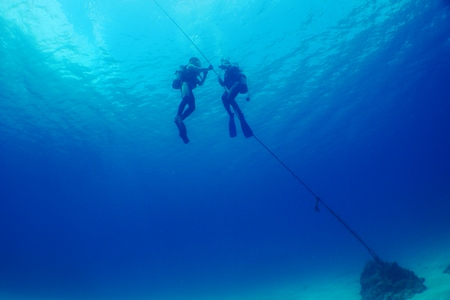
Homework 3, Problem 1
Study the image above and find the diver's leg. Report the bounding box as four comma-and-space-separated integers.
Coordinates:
175, 106, 190, 144
174, 119, 189, 144
228, 82, 240, 102
229, 100, 242, 116
181, 81, 191, 99
222, 92, 236, 137
221, 92, 233, 115
174, 82, 191, 144
176, 82, 190, 117
228, 83, 252, 138
228, 83, 243, 116
177, 97, 188, 117
181, 94, 195, 120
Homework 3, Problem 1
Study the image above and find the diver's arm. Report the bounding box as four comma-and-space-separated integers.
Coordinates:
218, 75, 225, 87
186, 64, 213, 73
197, 71, 208, 86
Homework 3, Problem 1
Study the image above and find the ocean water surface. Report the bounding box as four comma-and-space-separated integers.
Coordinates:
1, 0, 450, 299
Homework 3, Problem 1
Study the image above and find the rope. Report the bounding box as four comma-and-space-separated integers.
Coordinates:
152, 0, 218, 76
153, 0, 385, 266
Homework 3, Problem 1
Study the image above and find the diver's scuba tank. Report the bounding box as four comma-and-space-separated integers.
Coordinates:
172, 66, 185, 89
239, 73, 248, 94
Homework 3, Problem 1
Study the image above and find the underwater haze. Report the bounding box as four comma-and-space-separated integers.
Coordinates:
1, 0, 450, 299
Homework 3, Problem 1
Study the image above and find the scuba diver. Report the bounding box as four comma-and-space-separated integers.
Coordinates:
218, 58, 253, 138
172, 57, 213, 144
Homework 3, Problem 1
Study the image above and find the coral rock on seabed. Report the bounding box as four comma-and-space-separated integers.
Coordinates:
444, 265, 450, 275
360, 260, 427, 300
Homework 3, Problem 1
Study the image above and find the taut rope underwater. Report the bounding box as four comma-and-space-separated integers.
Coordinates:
152, 0, 218, 77
153, 0, 385, 265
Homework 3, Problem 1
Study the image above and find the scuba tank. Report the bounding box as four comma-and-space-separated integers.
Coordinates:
239, 73, 248, 94
230, 62, 248, 94
234, 63, 249, 97
172, 66, 185, 89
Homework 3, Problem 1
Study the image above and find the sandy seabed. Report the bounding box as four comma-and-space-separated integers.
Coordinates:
194, 240, 450, 300
1, 242, 449, 300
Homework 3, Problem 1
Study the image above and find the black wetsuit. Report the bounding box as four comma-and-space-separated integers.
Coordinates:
221, 65, 247, 116
177, 67, 203, 120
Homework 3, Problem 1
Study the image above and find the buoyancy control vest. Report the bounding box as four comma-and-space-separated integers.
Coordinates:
172, 65, 201, 90
223, 64, 248, 94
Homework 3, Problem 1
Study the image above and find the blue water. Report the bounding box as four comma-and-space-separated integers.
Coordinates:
1, 0, 450, 299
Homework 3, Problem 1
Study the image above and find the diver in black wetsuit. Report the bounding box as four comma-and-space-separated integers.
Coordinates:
172, 57, 213, 144
218, 58, 253, 138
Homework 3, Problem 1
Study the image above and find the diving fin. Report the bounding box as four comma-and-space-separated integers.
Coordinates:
174, 117, 190, 144
238, 113, 253, 138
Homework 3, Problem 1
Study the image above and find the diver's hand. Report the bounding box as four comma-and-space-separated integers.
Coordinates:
208, 64, 213, 70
